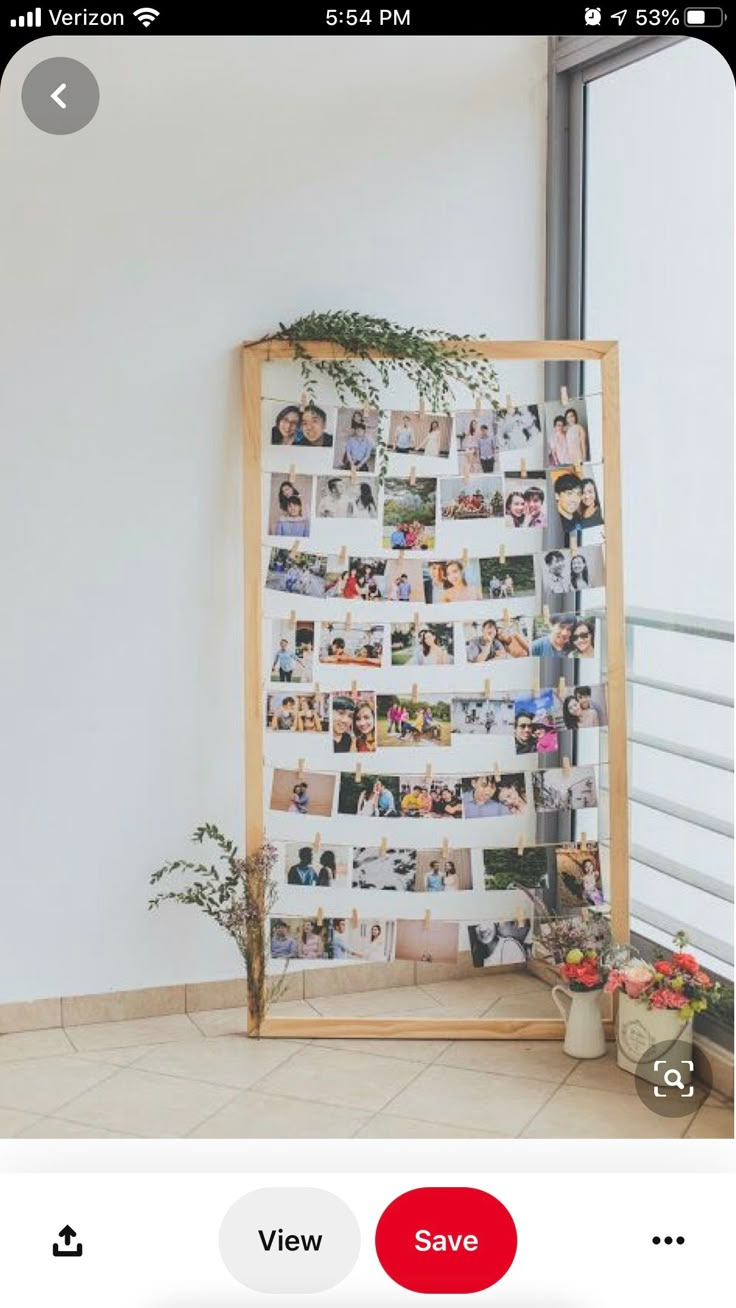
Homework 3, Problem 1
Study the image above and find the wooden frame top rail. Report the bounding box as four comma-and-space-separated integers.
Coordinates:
242, 339, 617, 362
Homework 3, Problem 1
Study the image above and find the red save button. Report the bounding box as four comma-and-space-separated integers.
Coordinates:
375, 1187, 517, 1294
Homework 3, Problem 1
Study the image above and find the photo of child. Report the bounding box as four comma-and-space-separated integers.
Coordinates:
268, 474, 312, 537
555, 842, 605, 908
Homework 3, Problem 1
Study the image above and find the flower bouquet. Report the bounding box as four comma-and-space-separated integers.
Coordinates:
537, 911, 613, 1059
605, 933, 720, 1081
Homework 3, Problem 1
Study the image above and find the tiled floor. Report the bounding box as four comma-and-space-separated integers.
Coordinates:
0, 977, 732, 1139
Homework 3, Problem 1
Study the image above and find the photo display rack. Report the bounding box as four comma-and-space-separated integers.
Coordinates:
241, 339, 629, 1039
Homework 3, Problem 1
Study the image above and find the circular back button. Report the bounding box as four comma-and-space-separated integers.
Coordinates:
376, 1186, 517, 1294
22, 58, 99, 135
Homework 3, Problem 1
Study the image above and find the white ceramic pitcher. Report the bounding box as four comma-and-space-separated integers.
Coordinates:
552, 985, 607, 1059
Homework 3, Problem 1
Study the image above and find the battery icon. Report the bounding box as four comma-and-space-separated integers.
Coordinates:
684, 6, 724, 22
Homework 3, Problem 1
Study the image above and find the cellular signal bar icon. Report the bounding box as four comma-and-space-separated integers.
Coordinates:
10, 7, 42, 25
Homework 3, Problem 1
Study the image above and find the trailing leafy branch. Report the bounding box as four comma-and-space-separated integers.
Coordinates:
255, 311, 500, 481
149, 824, 285, 1034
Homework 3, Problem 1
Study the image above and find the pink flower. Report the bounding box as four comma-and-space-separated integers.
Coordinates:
650, 988, 687, 1009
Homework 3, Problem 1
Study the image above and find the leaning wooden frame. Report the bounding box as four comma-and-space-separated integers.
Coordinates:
241, 338, 628, 1039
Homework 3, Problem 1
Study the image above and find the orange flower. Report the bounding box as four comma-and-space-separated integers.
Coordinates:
694, 970, 712, 988
672, 952, 699, 974
654, 961, 673, 976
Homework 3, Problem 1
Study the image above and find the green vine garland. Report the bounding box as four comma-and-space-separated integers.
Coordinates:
256, 311, 500, 479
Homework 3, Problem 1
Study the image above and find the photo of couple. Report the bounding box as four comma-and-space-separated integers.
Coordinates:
463, 616, 531, 661
414, 849, 473, 892
551, 466, 604, 532
388, 411, 452, 458
284, 843, 349, 887
480, 553, 536, 599
531, 614, 596, 659
266, 693, 329, 733
319, 622, 385, 667
504, 476, 547, 530
270, 768, 336, 817
540, 545, 605, 601
469, 919, 533, 967
462, 773, 528, 819
315, 476, 378, 520
422, 559, 483, 604
560, 684, 607, 729
543, 399, 589, 466
331, 691, 377, 753
383, 477, 437, 550
512, 690, 560, 755
268, 401, 334, 448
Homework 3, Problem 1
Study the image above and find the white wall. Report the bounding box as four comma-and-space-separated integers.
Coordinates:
0, 36, 548, 1002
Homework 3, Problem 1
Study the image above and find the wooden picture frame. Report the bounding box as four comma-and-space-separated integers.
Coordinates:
241, 339, 628, 1039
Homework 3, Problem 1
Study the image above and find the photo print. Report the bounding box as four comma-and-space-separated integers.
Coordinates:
455, 410, 501, 475
270, 916, 332, 961
504, 473, 548, 530
266, 399, 335, 449
462, 773, 528, 819
513, 690, 560, 755
390, 622, 454, 666
315, 475, 378, 520
550, 465, 604, 533
337, 772, 401, 818
451, 695, 515, 737
382, 477, 437, 550
540, 545, 605, 603
399, 775, 463, 818
496, 403, 544, 456
268, 473, 313, 539
269, 768, 336, 818
269, 619, 315, 683
544, 397, 590, 466
463, 614, 531, 662
330, 690, 377, 753
333, 407, 380, 473
352, 846, 417, 892
344, 918, 395, 962
266, 692, 329, 734
377, 694, 452, 748
284, 842, 350, 887
384, 558, 425, 603
560, 684, 608, 729
266, 549, 329, 597
531, 613, 596, 660
422, 558, 483, 604
483, 846, 550, 892
532, 765, 598, 812
480, 553, 536, 600
439, 476, 504, 521
318, 621, 385, 668
327, 557, 387, 601
555, 842, 605, 909
395, 919, 460, 965
468, 918, 533, 967
388, 410, 452, 458
415, 848, 472, 892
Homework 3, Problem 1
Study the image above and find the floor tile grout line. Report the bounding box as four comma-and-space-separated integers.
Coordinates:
1, 1063, 123, 1123
33, 1083, 244, 1139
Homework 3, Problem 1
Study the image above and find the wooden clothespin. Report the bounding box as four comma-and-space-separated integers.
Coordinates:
288, 463, 296, 484
581, 906, 590, 922
558, 675, 567, 698
502, 608, 510, 625
483, 678, 491, 699
442, 837, 449, 859
474, 393, 482, 412
289, 609, 297, 627
351, 907, 359, 929
289, 537, 301, 556
574, 463, 584, 479
494, 761, 502, 782
520, 457, 528, 478
570, 542, 578, 558
380, 836, 388, 856
517, 833, 526, 856
499, 543, 507, 563
423, 909, 432, 929
350, 463, 358, 483
543, 604, 551, 625
300, 391, 308, 408
505, 392, 513, 413
532, 666, 541, 695
351, 679, 357, 696
313, 832, 322, 853
314, 681, 320, 696
425, 761, 433, 782
339, 544, 347, 566
560, 385, 569, 406
462, 547, 469, 567
409, 464, 417, 486
398, 548, 406, 561
413, 610, 421, 633
515, 906, 527, 927
297, 758, 305, 781
419, 396, 426, 415
580, 832, 588, 851
562, 756, 572, 776
411, 682, 418, 703
346, 611, 353, 631
463, 458, 471, 483
363, 401, 372, 416
354, 760, 363, 782
316, 906, 324, 926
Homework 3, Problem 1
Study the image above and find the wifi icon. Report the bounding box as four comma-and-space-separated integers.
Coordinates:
133, 6, 160, 25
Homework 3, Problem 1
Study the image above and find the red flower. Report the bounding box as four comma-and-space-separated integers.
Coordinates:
654, 961, 673, 976
672, 952, 699, 974
694, 971, 712, 988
